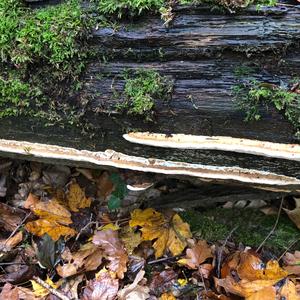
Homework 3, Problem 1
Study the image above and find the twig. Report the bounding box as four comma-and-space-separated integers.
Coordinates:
278, 238, 300, 261
256, 196, 284, 253
148, 256, 181, 265
33, 276, 70, 300
217, 226, 238, 278
4, 212, 31, 246
198, 266, 207, 293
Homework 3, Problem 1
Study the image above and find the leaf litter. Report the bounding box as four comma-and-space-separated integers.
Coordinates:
0, 159, 299, 299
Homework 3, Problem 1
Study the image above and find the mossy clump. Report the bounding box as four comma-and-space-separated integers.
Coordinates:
116, 69, 173, 119
181, 208, 300, 254
96, 0, 164, 18
0, 0, 93, 124
233, 80, 300, 136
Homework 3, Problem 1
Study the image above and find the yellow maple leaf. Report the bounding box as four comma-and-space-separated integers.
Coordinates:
67, 183, 92, 212
129, 208, 192, 258
25, 219, 76, 241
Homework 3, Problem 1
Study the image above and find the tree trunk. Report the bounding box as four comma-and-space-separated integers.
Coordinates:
1, 3, 300, 190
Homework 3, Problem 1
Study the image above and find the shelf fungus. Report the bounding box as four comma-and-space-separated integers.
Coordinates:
124, 132, 300, 162
0, 139, 299, 193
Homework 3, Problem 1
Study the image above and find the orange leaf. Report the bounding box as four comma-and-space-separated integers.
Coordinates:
25, 219, 76, 241
66, 183, 91, 212
178, 240, 213, 269
217, 276, 279, 298
237, 252, 287, 281
279, 279, 299, 300
30, 199, 72, 225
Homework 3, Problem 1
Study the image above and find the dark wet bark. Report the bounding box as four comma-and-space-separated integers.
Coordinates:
2, 4, 300, 178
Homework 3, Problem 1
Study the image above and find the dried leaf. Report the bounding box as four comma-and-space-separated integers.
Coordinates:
56, 243, 103, 277
237, 252, 287, 281
24, 193, 39, 209
216, 276, 279, 298
66, 183, 91, 212
25, 219, 76, 241
120, 225, 141, 255
31, 277, 58, 298
118, 269, 149, 300
284, 198, 300, 229
160, 292, 176, 300
0, 202, 25, 232
0, 283, 37, 300
82, 269, 119, 300
283, 251, 300, 275
129, 208, 192, 258
0, 231, 23, 251
278, 279, 299, 300
150, 269, 177, 296
96, 171, 114, 199
93, 229, 128, 279
178, 240, 212, 269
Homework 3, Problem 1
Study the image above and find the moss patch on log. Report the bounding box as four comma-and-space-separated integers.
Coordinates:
233, 80, 300, 138
116, 69, 174, 120
0, 0, 94, 127
181, 208, 300, 254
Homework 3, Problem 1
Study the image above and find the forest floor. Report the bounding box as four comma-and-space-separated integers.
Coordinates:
0, 157, 299, 299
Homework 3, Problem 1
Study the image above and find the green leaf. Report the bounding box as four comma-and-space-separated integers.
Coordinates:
108, 194, 121, 211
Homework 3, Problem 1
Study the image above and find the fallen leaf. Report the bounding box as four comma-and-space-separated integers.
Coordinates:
93, 229, 128, 279
82, 268, 119, 300
0, 202, 25, 232
28, 199, 72, 225
31, 277, 58, 298
178, 240, 213, 269
129, 208, 192, 258
160, 292, 176, 300
96, 171, 114, 199
150, 269, 177, 296
26, 219, 76, 241
283, 251, 300, 275
0, 283, 36, 300
24, 193, 39, 209
237, 252, 287, 281
216, 276, 279, 298
0, 231, 23, 252
120, 225, 141, 255
279, 279, 299, 300
118, 269, 150, 300
25, 197, 76, 241
66, 183, 91, 212
60, 274, 83, 300
56, 243, 103, 277
284, 197, 300, 229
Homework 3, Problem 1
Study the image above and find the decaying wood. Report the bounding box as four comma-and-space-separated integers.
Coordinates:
1, 4, 300, 188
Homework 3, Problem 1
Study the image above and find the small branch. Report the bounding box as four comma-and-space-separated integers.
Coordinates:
32, 276, 70, 300
278, 238, 300, 261
148, 256, 181, 265
4, 212, 31, 246
217, 226, 238, 278
256, 196, 284, 253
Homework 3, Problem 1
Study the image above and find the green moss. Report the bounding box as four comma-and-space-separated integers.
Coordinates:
116, 69, 173, 119
233, 80, 300, 135
96, 0, 164, 18
0, 0, 94, 126
181, 208, 300, 254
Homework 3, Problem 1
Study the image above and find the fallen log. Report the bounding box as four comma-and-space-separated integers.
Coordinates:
1, 4, 300, 188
